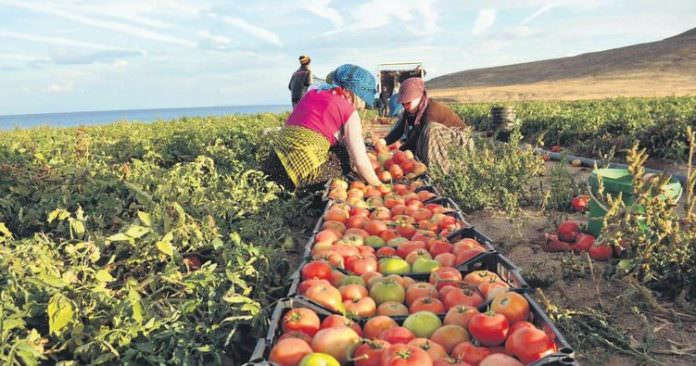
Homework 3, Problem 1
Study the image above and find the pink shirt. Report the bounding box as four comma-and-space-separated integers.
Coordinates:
286, 89, 356, 145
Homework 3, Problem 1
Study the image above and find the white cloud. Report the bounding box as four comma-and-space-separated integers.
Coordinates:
323, 0, 440, 37
521, 0, 564, 24
212, 13, 283, 46
0, 31, 126, 50
1, 0, 197, 47
300, 0, 344, 28
43, 81, 74, 94
472, 9, 497, 35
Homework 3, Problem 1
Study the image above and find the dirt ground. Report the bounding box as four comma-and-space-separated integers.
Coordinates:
462, 161, 696, 366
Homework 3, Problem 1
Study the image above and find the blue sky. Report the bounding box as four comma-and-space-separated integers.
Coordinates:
0, 0, 694, 115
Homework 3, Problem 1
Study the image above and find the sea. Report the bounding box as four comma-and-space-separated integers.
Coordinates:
0, 104, 292, 131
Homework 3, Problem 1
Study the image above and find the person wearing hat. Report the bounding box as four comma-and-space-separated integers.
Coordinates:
265, 64, 382, 190
382, 77, 471, 171
288, 55, 313, 109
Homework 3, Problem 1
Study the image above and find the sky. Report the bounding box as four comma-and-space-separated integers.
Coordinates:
0, 0, 694, 115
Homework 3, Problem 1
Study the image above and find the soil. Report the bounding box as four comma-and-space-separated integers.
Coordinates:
460, 161, 696, 366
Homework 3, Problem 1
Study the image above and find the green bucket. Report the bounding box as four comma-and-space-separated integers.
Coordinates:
587, 168, 682, 236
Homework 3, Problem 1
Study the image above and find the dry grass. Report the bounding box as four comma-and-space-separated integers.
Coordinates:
430, 71, 696, 103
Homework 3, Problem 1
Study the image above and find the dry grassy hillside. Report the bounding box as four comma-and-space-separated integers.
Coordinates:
428, 27, 696, 102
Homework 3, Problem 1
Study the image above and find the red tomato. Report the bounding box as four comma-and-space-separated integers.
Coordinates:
269, 337, 313, 366
364, 315, 398, 339
428, 240, 453, 256
450, 341, 490, 366
354, 339, 391, 366
478, 353, 523, 366
380, 343, 433, 366
557, 221, 580, 242
589, 243, 613, 261
379, 326, 416, 345
282, 308, 321, 336
444, 305, 479, 328
405, 282, 439, 306
304, 284, 344, 313
320, 314, 363, 337
344, 297, 377, 318
571, 195, 590, 212
506, 328, 557, 364
302, 260, 333, 281
408, 338, 448, 362
468, 312, 510, 346
298, 279, 331, 295
278, 330, 313, 344
490, 292, 530, 324
345, 255, 379, 275
409, 296, 445, 314
443, 288, 485, 309
429, 267, 463, 290
433, 357, 472, 366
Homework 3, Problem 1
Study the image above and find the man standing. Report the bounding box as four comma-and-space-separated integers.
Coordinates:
288, 55, 312, 109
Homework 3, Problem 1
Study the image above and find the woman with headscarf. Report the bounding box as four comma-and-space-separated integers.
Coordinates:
264, 64, 382, 190
382, 77, 471, 171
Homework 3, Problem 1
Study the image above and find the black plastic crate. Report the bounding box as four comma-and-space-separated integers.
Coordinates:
524, 292, 577, 366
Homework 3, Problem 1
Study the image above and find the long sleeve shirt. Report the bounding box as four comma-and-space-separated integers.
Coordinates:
384, 100, 466, 151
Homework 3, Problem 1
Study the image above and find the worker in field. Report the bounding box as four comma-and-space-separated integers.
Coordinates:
288, 55, 313, 109
264, 64, 383, 190
379, 86, 391, 117
382, 77, 471, 172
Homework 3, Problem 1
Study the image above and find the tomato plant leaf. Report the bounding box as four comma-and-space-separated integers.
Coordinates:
125, 225, 150, 239
107, 233, 131, 242
95, 269, 114, 283
156, 240, 174, 257
128, 289, 143, 324
137, 211, 152, 227
48, 293, 74, 335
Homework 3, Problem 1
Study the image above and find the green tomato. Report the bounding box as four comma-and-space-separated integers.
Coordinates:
403, 311, 443, 338
411, 258, 440, 274
369, 278, 405, 304
379, 257, 410, 275
365, 235, 386, 248
340, 275, 365, 286
299, 352, 341, 366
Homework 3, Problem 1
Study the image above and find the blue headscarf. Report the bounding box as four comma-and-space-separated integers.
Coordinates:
318, 64, 376, 106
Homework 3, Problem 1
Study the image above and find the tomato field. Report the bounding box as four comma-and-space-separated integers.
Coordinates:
0, 114, 323, 365
1, 96, 696, 366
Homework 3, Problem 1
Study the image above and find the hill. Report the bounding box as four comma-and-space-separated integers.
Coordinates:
427, 27, 696, 102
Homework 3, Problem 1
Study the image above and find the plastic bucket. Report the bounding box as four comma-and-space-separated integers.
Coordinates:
587, 168, 682, 236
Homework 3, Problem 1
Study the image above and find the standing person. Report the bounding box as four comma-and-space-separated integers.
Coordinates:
379, 86, 391, 117
288, 55, 313, 109
382, 77, 471, 172
265, 64, 382, 190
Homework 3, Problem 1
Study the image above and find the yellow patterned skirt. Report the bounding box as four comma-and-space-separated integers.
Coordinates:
270, 126, 331, 187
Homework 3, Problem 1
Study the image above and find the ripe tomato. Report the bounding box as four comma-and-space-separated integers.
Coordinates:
428, 240, 453, 256
304, 284, 344, 313
434, 253, 456, 267
345, 255, 379, 275
444, 305, 479, 328
557, 221, 580, 242
409, 296, 445, 314
269, 337, 313, 366
320, 314, 363, 337
298, 279, 331, 295
443, 288, 485, 309
282, 308, 321, 336
312, 326, 361, 364
344, 297, 377, 318
315, 229, 342, 244
278, 330, 313, 344
506, 327, 557, 364
429, 324, 470, 354
451, 341, 491, 366
324, 208, 349, 223
354, 339, 391, 366
479, 353, 523, 366
570, 195, 590, 212
365, 220, 388, 236
468, 312, 510, 346
429, 267, 463, 290
490, 292, 530, 324
302, 260, 333, 281
379, 326, 416, 345
433, 357, 471, 366
405, 282, 439, 306
408, 338, 448, 362
589, 243, 613, 261
463, 270, 501, 286
364, 315, 398, 339
346, 215, 368, 230
381, 343, 433, 366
